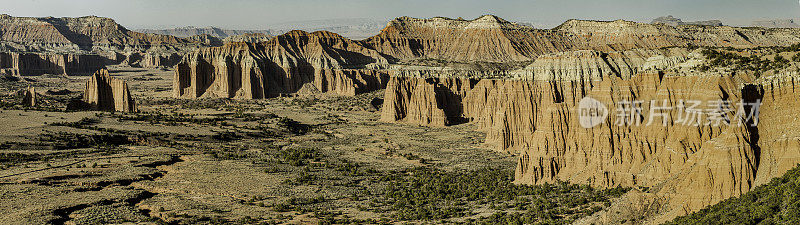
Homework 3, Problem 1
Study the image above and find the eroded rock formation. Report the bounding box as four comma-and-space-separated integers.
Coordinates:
122, 52, 181, 68
382, 64, 800, 224
364, 15, 800, 63
173, 30, 389, 99
0, 14, 216, 75
0, 14, 194, 50
21, 86, 35, 107
82, 69, 136, 112
169, 15, 800, 223
0, 52, 108, 76
377, 41, 800, 225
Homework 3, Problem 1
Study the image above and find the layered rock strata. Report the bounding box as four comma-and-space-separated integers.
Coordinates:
382, 67, 800, 223
0, 52, 108, 76
379, 46, 800, 223
174, 30, 389, 99
0, 14, 193, 50
82, 69, 136, 112
0, 14, 216, 75
364, 15, 800, 63
122, 52, 181, 68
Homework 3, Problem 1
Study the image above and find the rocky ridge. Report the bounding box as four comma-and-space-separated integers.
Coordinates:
136, 26, 274, 38
363, 15, 800, 63
0, 14, 217, 75
651, 15, 723, 27
174, 30, 389, 98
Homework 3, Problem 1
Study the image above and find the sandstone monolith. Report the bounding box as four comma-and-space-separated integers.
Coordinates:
82, 69, 136, 112
21, 86, 35, 107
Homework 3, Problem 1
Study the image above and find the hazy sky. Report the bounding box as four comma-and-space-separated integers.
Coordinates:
3, 0, 800, 29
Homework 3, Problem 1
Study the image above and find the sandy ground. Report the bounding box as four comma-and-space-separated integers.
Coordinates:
0, 66, 524, 224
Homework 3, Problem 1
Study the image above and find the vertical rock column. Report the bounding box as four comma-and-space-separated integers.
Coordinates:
83, 69, 136, 112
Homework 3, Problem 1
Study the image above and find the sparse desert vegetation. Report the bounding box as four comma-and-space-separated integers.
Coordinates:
0, 66, 633, 224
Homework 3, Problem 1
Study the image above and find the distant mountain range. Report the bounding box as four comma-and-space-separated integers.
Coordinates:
751, 19, 800, 28
135, 26, 275, 39
651, 15, 723, 26
136, 18, 388, 40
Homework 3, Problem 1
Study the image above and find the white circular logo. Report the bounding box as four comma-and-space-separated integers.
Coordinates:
578, 96, 608, 128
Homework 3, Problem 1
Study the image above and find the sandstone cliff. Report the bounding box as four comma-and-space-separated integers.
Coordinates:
0, 52, 108, 76
379, 76, 475, 126
0, 14, 217, 75
0, 14, 194, 50
378, 45, 800, 224
174, 30, 389, 99
122, 52, 181, 68
363, 15, 800, 63
82, 69, 136, 112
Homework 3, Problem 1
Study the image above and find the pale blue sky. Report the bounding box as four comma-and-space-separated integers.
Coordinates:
3, 0, 799, 29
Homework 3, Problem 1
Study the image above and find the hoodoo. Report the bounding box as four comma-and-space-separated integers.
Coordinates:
82, 68, 136, 112
21, 86, 35, 107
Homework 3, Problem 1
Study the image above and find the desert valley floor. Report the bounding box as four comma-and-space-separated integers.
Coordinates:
0, 66, 627, 224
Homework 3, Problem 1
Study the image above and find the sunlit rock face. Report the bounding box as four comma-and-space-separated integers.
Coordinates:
370, 16, 800, 224
82, 69, 136, 112
0, 14, 216, 75
170, 14, 800, 223
173, 31, 389, 99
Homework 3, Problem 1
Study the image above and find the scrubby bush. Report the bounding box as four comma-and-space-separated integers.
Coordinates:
666, 164, 800, 225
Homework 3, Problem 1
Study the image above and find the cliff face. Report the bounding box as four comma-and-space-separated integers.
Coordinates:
378, 44, 800, 224
380, 47, 690, 128
381, 69, 798, 223
123, 52, 181, 68
0, 14, 217, 75
0, 52, 108, 76
363, 15, 800, 63
82, 69, 136, 112
0, 14, 193, 50
379, 76, 475, 126
173, 30, 389, 99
